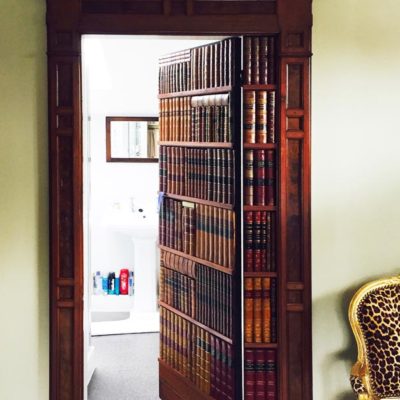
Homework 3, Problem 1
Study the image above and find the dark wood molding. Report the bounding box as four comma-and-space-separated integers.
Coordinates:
47, 1, 312, 399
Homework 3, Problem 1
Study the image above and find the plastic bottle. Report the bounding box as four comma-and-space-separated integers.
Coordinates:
108, 272, 115, 295
120, 269, 129, 295
115, 277, 120, 295
102, 275, 108, 295
94, 271, 103, 295
128, 270, 135, 296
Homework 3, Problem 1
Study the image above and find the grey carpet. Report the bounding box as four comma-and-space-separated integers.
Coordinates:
88, 333, 160, 400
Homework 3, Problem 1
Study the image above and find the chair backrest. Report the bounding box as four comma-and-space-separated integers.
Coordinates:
349, 276, 400, 399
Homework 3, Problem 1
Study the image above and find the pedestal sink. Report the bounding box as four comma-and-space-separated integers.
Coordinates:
100, 210, 159, 326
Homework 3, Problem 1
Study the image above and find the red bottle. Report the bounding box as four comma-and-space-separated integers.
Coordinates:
119, 269, 129, 295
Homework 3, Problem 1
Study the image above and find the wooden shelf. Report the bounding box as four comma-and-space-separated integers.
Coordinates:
244, 343, 278, 349
159, 359, 215, 400
160, 141, 233, 149
243, 205, 277, 212
159, 245, 233, 275
244, 271, 277, 278
243, 143, 277, 149
159, 85, 233, 99
164, 193, 234, 211
243, 84, 277, 91
159, 301, 233, 344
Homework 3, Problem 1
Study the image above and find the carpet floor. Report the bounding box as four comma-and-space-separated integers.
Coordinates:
88, 333, 160, 400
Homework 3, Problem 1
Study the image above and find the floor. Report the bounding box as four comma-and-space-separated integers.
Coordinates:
88, 333, 160, 400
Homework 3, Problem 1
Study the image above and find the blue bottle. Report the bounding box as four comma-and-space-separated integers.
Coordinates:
102, 276, 108, 295
115, 277, 120, 295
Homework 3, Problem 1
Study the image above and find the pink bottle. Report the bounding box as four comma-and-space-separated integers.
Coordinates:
119, 269, 129, 295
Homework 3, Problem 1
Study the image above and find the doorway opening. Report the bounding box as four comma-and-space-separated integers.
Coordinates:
81, 35, 225, 400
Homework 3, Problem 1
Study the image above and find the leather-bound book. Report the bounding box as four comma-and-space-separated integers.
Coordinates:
244, 211, 254, 272
244, 150, 254, 205
204, 331, 211, 394
226, 343, 234, 399
215, 337, 222, 398
252, 37, 260, 85
256, 90, 268, 144
253, 277, 263, 343
210, 334, 216, 396
267, 37, 275, 84
262, 277, 271, 343
260, 36, 269, 85
267, 91, 275, 143
265, 349, 277, 399
244, 36, 252, 85
253, 211, 262, 272
227, 149, 234, 205
266, 150, 275, 206
244, 349, 256, 400
270, 278, 277, 343
245, 277, 254, 343
255, 149, 266, 206
214, 43, 219, 88
244, 90, 256, 143
255, 350, 267, 400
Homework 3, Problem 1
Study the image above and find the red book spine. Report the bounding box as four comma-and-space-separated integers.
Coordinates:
255, 350, 267, 400
265, 350, 277, 400
244, 350, 256, 400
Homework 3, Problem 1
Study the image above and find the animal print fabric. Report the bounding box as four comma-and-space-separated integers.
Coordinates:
357, 284, 400, 398
350, 375, 366, 395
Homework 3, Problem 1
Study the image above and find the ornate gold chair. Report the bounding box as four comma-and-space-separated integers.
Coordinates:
349, 275, 400, 399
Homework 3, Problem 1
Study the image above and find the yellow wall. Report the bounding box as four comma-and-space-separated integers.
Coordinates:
312, 1, 400, 398
0, 1, 48, 400
1, 0, 400, 399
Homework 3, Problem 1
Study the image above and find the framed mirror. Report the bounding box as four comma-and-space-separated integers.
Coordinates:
106, 116, 159, 162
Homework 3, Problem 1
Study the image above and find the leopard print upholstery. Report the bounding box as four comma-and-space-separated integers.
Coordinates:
357, 284, 400, 398
350, 375, 367, 395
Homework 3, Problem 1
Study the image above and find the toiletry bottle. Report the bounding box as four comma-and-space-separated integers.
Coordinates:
94, 271, 102, 295
120, 269, 129, 295
108, 272, 115, 295
128, 270, 135, 296
102, 275, 108, 295
115, 276, 120, 295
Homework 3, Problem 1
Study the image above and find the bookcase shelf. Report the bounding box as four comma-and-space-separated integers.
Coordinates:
244, 343, 278, 349
159, 245, 234, 275
160, 301, 233, 345
242, 84, 277, 91
243, 205, 277, 212
160, 141, 233, 149
158, 85, 233, 99
243, 143, 277, 149
244, 271, 277, 278
163, 193, 234, 211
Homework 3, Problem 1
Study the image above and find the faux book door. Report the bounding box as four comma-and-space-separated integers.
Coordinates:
158, 36, 283, 400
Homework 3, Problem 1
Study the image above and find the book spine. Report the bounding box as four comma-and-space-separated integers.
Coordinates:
255, 150, 266, 206
244, 277, 254, 343
271, 278, 277, 343
244, 211, 254, 272
245, 350, 256, 400
253, 211, 262, 272
265, 350, 277, 399
266, 150, 275, 206
244, 150, 254, 206
256, 90, 267, 144
252, 37, 260, 85
260, 37, 269, 85
253, 277, 262, 343
244, 36, 252, 85
255, 350, 267, 400
244, 90, 256, 143
262, 277, 271, 343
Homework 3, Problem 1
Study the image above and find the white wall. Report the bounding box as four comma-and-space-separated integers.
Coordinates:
312, 1, 400, 399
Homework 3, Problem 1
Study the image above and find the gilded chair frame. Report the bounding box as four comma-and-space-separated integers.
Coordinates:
349, 275, 400, 400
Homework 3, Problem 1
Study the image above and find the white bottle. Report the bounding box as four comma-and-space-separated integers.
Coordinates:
94, 271, 103, 295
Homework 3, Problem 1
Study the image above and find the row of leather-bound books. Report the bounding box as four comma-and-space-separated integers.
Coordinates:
244, 149, 276, 206
159, 94, 231, 142
160, 249, 232, 338
159, 198, 236, 269
159, 146, 234, 204
243, 36, 276, 85
244, 277, 277, 344
244, 211, 276, 272
160, 307, 235, 399
244, 90, 276, 144
244, 349, 277, 400
159, 39, 234, 94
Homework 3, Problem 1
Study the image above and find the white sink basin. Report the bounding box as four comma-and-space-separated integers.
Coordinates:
102, 211, 158, 239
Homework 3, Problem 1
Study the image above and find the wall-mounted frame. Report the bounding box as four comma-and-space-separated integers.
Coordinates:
106, 116, 159, 163
47, 1, 312, 399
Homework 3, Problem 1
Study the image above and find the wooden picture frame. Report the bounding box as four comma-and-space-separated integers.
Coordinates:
105, 116, 159, 163
47, 1, 312, 399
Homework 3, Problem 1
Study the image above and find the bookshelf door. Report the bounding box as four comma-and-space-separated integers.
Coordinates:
158, 38, 242, 400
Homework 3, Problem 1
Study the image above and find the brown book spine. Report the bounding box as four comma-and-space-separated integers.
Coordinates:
244, 150, 254, 205
244, 90, 256, 143
267, 91, 276, 143
252, 37, 260, 85
266, 150, 275, 206
256, 90, 268, 144
262, 277, 271, 343
244, 277, 254, 343
260, 36, 269, 85
253, 277, 262, 343
244, 36, 252, 85
267, 37, 275, 84
255, 350, 267, 400
245, 349, 256, 400
265, 350, 277, 399
255, 150, 266, 206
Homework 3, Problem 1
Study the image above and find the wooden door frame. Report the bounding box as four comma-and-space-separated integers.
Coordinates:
47, 1, 312, 399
